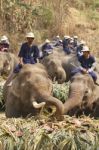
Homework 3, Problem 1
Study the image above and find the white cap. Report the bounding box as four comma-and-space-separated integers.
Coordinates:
73, 36, 78, 39
82, 46, 90, 52
1, 35, 8, 41
80, 40, 86, 45
70, 37, 73, 40
56, 35, 60, 38
70, 40, 74, 44
0, 35, 9, 45
45, 39, 50, 43
59, 39, 62, 42
26, 32, 35, 38
64, 35, 70, 39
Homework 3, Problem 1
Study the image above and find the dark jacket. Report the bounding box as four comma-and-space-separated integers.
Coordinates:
18, 42, 39, 64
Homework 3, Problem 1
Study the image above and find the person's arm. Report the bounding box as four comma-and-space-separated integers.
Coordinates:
34, 46, 39, 63
19, 57, 23, 65
42, 44, 45, 52
18, 43, 24, 65
78, 56, 87, 73
88, 57, 96, 72
88, 63, 96, 72
50, 44, 53, 49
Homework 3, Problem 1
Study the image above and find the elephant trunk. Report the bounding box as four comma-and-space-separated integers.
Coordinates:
64, 83, 85, 114
56, 67, 66, 84
39, 94, 64, 115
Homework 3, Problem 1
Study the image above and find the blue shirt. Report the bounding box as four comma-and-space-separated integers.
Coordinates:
54, 41, 63, 47
78, 55, 95, 69
42, 43, 53, 52
63, 39, 69, 49
63, 46, 72, 54
18, 42, 39, 64
77, 45, 83, 53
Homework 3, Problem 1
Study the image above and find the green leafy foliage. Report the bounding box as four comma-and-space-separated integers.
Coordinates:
53, 82, 69, 103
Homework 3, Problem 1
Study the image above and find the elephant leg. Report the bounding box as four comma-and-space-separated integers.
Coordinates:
92, 103, 99, 118
5, 94, 21, 118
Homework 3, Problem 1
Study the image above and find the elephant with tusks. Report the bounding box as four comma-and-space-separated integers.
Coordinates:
4, 63, 64, 118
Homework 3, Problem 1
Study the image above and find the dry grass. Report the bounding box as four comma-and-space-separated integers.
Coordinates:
0, 113, 99, 150
0, 73, 98, 149
0, 0, 99, 54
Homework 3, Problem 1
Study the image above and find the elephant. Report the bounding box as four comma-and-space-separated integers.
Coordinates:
40, 50, 99, 117
94, 60, 99, 74
40, 50, 66, 83
60, 54, 99, 116
61, 54, 81, 81
64, 73, 94, 114
0, 52, 18, 76
4, 63, 64, 118
40, 47, 79, 83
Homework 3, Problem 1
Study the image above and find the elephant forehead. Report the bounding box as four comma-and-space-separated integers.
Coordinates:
71, 75, 83, 81
33, 75, 50, 84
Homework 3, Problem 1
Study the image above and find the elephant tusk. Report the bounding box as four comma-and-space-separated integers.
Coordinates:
32, 101, 46, 109
7, 65, 11, 71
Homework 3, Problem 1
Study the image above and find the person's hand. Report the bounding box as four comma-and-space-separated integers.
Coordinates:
19, 62, 24, 67
37, 59, 39, 63
82, 68, 87, 74
19, 59, 23, 65
19, 57, 24, 66
87, 68, 93, 73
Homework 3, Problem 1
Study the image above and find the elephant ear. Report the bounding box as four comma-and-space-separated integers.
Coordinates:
10, 79, 21, 98
9, 83, 20, 98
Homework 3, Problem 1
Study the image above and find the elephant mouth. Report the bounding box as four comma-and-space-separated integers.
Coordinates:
84, 89, 91, 97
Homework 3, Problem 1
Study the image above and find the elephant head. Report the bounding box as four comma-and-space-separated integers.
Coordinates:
41, 53, 66, 84
0, 52, 18, 76
47, 59, 66, 83
1, 60, 11, 76
5, 63, 64, 118
64, 73, 95, 114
